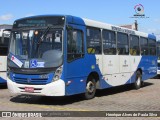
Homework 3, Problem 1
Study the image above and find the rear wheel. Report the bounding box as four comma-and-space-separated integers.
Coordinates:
84, 77, 96, 100
134, 71, 142, 89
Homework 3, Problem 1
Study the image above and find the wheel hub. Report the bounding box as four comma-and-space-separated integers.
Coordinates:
86, 81, 95, 93
137, 77, 141, 86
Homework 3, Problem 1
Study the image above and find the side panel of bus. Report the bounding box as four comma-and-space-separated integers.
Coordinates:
0, 56, 7, 83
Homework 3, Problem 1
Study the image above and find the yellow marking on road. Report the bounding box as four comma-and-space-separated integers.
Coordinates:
0, 101, 90, 111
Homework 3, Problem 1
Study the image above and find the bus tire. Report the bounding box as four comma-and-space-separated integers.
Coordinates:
134, 71, 142, 89
84, 77, 96, 100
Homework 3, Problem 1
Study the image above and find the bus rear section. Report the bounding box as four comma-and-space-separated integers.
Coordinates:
0, 29, 11, 84
0, 56, 7, 84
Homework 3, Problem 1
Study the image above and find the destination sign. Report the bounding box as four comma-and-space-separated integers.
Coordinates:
13, 16, 65, 28
111, 26, 135, 34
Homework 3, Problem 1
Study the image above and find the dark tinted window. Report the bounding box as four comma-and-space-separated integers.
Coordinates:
117, 32, 129, 55
130, 35, 140, 55
148, 39, 156, 55
0, 37, 10, 46
87, 27, 101, 54
157, 42, 160, 59
103, 30, 116, 55
140, 37, 148, 55
0, 37, 9, 56
0, 47, 8, 56
67, 29, 84, 62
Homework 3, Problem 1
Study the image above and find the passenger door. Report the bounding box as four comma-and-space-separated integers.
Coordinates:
65, 24, 86, 95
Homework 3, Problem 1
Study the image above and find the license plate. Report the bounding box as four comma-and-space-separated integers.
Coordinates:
25, 87, 34, 93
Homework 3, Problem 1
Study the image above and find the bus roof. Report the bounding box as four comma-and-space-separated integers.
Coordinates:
83, 18, 156, 39
13, 15, 156, 40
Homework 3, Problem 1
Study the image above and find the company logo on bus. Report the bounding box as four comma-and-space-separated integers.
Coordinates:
27, 78, 31, 83
123, 60, 128, 67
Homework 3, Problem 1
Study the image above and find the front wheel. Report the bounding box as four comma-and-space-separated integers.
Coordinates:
134, 71, 142, 89
83, 77, 96, 100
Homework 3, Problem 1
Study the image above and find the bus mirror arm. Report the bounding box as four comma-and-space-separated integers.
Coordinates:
66, 25, 73, 30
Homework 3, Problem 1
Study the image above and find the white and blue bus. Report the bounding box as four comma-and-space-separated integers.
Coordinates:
0, 29, 11, 84
7, 15, 157, 99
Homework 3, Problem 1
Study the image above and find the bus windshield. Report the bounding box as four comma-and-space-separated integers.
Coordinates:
8, 28, 63, 69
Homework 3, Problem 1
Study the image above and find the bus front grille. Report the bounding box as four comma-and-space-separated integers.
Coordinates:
13, 77, 48, 85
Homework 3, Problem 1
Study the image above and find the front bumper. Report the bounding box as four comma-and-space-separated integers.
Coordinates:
7, 77, 65, 96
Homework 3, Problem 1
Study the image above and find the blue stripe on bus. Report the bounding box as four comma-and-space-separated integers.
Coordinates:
0, 77, 6, 83
148, 34, 156, 39
138, 56, 157, 81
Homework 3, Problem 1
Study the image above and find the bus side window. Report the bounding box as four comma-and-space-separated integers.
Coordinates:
102, 30, 116, 55
67, 29, 84, 62
87, 27, 101, 54
130, 35, 140, 55
140, 37, 148, 55
148, 39, 156, 56
117, 32, 129, 55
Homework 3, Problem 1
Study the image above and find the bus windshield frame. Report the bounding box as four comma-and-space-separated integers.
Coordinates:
8, 16, 65, 74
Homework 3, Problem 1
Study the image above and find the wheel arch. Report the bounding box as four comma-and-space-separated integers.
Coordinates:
137, 68, 142, 75
87, 71, 100, 89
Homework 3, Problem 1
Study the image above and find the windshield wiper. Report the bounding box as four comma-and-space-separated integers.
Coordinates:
35, 26, 51, 56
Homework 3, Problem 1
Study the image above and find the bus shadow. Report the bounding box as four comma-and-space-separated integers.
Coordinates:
152, 76, 160, 79
0, 84, 7, 89
96, 82, 153, 97
10, 94, 85, 105
141, 82, 153, 88
10, 82, 153, 105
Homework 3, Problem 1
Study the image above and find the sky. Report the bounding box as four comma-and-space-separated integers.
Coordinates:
0, 0, 160, 39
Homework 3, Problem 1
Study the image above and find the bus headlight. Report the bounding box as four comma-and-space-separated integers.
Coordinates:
53, 66, 63, 82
